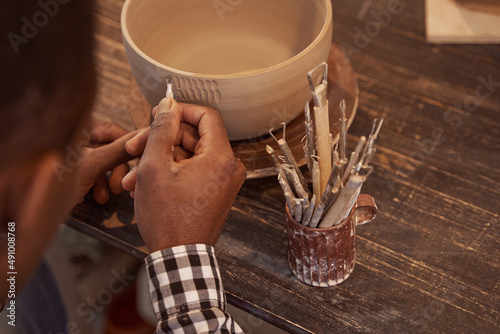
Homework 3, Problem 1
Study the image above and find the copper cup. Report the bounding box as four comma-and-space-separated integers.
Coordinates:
286, 194, 378, 287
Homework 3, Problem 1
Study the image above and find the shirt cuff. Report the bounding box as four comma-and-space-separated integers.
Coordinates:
145, 244, 226, 321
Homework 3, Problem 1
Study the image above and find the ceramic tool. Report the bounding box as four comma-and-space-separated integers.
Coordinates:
302, 135, 312, 172
309, 202, 325, 228
294, 198, 304, 223
311, 156, 321, 208
304, 103, 317, 171
342, 136, 366, 185
302, 195, 317, 227
272, 62, 384, 230
318, 159, 344, 218
278, 173, 295, 217
166, 76, 174, 99
308, 62, 332, 197
319, 166, 373, 228
339, 99, 348, 177
270, 125, 311, 198
266, 145, 282, 175
359, 118, 384, 168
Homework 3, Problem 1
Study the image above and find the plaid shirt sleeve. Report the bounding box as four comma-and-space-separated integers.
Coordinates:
145, 244, 244, 334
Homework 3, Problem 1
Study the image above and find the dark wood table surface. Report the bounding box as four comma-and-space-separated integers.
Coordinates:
68, 0, 500, 333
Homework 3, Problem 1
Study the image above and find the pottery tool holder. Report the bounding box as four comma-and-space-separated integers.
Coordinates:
270, 63, 384, 229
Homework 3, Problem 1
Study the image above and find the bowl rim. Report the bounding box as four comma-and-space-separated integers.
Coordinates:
121, 0, 333, 79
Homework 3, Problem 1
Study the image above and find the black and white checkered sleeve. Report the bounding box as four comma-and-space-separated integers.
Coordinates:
145, 244, 244, 333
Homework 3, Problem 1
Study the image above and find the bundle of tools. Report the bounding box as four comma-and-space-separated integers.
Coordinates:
267, 62, 384, 228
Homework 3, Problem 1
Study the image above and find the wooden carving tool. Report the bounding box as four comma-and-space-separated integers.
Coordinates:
270, 125, 311, 198
319, 166, 373, 228
308, 62, 332, 198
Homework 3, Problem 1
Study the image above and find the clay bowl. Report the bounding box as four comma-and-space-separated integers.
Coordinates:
121, 0, 333, 140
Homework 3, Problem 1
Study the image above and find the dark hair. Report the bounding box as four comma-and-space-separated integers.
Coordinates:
0, 0, 96, 166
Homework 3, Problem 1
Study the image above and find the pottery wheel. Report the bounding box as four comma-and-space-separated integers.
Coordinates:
129, 44, 358, 179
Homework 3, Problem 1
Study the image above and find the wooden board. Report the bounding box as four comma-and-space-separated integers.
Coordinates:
456, 0, 500, 15
426, 0, 500, 43
129, 44, 358, 179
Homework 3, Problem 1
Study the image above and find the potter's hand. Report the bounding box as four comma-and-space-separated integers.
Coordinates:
123, 98, 246, 252
77, 119, 140, 205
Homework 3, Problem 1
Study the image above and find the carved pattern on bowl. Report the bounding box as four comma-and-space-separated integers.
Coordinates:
173, 76, 222, 105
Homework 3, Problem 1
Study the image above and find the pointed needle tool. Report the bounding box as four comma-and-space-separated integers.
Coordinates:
270, 124, 311, 198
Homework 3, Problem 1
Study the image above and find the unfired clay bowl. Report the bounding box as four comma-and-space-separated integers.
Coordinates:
122, 0, 333, 140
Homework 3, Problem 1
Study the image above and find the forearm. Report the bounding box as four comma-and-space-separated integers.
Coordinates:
145, 244, 244, 334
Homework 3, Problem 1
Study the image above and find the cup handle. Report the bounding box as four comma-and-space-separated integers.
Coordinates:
355, 194, 378, 226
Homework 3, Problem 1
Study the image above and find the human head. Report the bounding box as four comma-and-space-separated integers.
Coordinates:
0, 0, 96, 297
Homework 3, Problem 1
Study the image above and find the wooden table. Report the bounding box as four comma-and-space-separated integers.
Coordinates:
69, 0, 500, 332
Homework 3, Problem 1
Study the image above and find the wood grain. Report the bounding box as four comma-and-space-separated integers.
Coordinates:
69, 0, 500, 333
